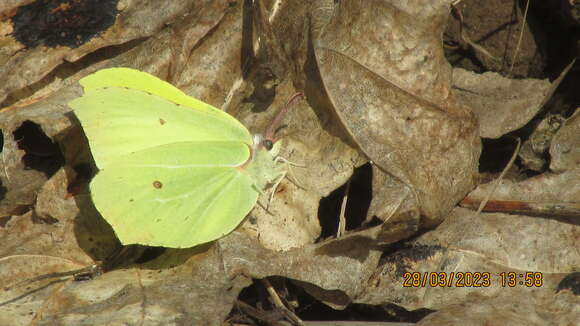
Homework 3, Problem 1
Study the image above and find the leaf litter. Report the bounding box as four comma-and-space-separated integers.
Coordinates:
0, 0, 578, 324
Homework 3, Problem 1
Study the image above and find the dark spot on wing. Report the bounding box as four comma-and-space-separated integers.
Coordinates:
153, 181, 163, 189
159, 118, 166, 125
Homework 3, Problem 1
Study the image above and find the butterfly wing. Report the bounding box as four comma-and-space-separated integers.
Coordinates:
70, 69, 258, 248
79, 67, 244, 127
89, 141, 258, 248
71, 86, 252, 169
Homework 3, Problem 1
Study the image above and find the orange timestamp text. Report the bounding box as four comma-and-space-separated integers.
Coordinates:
402, 272, 544, 288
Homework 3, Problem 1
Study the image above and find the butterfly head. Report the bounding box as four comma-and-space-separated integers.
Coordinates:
252, 134, 280, 155
252, 92, 303, 160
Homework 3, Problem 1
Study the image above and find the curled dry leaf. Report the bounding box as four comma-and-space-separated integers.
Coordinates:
219, 230, 384, 310
453, 60, 575, 139
312, 0, 480, 226
453, 68, 551, 139
368, 165, 420, 219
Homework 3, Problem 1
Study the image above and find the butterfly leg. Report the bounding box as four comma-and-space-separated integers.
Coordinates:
274, 155, 305, 168
267, 170, 287, 209
274, 156, 305, 190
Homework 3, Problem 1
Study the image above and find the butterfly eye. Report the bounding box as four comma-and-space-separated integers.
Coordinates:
262, 139, 274, 151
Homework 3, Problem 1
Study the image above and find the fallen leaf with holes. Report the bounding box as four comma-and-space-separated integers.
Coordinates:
312, 0, 481, 228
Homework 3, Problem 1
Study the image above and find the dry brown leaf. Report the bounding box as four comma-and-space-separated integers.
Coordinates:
0, 168, 101, 264
0, 87, 78, 217
312, 0, 480, 227
0, 0, 577, 324
453, 59, 575, 139
453, 68, 551, 138
0, 246, 250, 325
0, 255, 86, 325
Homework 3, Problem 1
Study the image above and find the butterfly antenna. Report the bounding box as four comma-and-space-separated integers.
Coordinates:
265, 92, 304, 141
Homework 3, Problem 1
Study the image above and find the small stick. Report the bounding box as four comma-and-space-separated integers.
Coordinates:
474, 138, 521, 217
4, 264, 101, 291
235, 300, 287, 326
461, 198, 580, 218
262, 278, 305, 326
509, 0, 531, 75
337, 173, 353, 238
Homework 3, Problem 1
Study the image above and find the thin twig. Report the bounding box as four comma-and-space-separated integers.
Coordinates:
452, 4, 498, 61
337, 174, 353, 238
509, 0, 531, 75
475, 138, 521, 217
4, 264, 101, 290
461, 198, 580, 218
